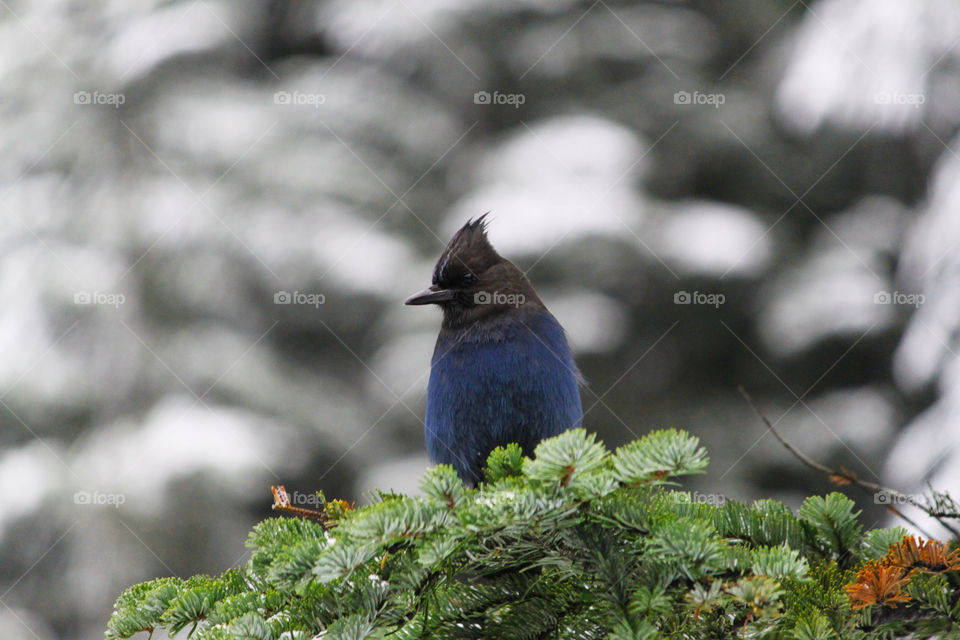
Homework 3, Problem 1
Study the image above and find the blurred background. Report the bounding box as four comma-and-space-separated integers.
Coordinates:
2, 0, 960, 638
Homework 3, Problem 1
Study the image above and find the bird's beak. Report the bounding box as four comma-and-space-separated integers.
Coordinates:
404, 286, 456, 305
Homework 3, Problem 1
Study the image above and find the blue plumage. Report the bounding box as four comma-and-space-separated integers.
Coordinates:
405, 215, 583, 485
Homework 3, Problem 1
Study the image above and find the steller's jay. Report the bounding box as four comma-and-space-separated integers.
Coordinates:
405, 215, 583, 486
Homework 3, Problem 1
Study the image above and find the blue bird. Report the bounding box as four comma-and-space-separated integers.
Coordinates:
405, 215, 583, 485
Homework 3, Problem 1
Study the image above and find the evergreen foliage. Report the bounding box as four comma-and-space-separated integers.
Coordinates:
106, 430, 960, 639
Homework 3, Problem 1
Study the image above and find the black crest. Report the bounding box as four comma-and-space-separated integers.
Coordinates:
432, 213, 500, 286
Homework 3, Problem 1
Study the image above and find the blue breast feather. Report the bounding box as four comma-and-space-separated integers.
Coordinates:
425, 310, 583, 483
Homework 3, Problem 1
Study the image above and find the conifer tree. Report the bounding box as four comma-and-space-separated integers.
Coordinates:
107, 429, 960, 639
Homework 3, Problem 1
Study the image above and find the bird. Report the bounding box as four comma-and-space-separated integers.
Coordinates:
405, 214, 583, 486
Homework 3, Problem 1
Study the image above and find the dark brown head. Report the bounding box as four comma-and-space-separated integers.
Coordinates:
405, 215, 544, 329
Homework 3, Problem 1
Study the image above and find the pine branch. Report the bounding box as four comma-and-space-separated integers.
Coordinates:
105, 428, 960, 640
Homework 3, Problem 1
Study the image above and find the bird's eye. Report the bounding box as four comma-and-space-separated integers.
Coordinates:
461, 273, 477, 286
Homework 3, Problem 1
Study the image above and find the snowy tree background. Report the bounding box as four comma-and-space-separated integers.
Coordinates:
1, 1, 960, 638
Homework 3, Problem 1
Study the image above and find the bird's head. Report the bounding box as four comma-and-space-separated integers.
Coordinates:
405, 214, 544, 328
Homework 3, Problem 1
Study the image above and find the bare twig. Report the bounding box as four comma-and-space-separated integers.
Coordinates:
737, 386, 960, 541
